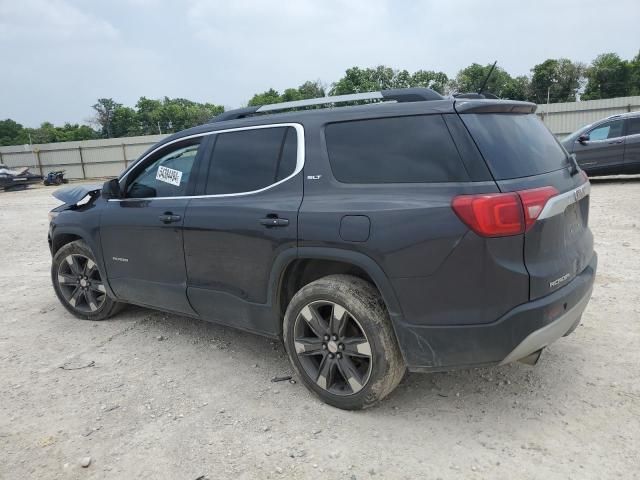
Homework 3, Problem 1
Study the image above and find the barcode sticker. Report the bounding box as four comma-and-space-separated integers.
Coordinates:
156, 166, 182, 186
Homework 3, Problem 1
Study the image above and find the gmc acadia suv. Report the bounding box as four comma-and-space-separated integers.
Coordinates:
48, 88, 597, 410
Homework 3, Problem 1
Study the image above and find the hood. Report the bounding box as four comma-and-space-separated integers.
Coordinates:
52, 183, 102, 205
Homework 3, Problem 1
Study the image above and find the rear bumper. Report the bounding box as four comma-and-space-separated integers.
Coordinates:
394, 253, 597, 372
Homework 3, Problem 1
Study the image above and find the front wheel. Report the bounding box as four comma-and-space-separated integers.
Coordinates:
51, 240, 124, 320
283, 274, 405, 410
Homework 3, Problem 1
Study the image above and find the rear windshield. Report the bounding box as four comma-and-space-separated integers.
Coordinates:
461, 113, 568, 180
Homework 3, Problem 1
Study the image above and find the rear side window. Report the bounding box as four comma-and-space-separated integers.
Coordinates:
461, 113, 568, 180
205, 126, 297, 194
628, 117, 640, 136
325, 115, 468, 183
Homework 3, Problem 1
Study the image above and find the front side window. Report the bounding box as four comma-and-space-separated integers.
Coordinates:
205, 126, 297, 195
325, 115, 468, 183
589, 120, 624, 141
127, 141, 200, 198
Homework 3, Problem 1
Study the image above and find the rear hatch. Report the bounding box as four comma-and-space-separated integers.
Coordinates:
457, 102, 594, 300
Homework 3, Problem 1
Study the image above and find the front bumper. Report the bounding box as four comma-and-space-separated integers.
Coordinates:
394, 253, 597, 372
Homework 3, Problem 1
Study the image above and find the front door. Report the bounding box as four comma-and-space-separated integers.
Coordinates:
573, 118, 625, 172
183, 124, 303, 334
100, 139, 203, 314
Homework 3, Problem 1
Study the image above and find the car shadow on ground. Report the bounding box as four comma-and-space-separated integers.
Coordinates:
112, 305, 574, 417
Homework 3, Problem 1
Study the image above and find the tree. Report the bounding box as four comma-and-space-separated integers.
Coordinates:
330, 66, 397, 95
501, 75, 531, 101
410, 70, 449, 94
451, 63, 530, 99
582, 53, 631, 100
530, 58, 585, 104
111, 106, 140, 137
331, 66, 449, 95
630, 51, 640, 96
297, 80, 325, 99
248, 81, 326, 106
92, 98, 121, 138
248, 88, 282, 107
0, 119, 24, 146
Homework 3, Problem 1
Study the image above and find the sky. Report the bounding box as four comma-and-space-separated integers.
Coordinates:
1, 0, 639, 127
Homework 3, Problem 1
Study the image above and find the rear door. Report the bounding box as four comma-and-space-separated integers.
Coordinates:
183, 124, 303, 334
623, 116, 640, 170
461, 112, 594, 300
573, 118, 625, 171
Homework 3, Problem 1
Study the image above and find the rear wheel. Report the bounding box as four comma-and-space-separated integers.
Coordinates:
51, 240, 123, 320
283, 274, 405, 410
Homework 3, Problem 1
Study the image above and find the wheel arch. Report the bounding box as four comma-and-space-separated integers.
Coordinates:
271, 247, 404, 331
50, 226, 116, 299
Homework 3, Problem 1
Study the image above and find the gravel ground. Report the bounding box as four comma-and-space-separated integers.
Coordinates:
1, 179, 639, 480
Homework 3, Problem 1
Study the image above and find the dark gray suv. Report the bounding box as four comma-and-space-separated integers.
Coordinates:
48, 88, 597, 409
561, 111, 640, 176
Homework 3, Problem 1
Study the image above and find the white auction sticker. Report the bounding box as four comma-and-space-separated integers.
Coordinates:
156, 166, 182, 186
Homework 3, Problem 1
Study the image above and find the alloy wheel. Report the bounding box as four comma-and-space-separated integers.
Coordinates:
57, 254, 107, 313
293, 300, 373, 395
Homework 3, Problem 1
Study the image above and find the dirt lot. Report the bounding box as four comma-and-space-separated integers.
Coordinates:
1, 179, 639, 480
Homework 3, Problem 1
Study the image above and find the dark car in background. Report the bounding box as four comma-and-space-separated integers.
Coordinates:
561, 111, 640, 176
48, 88, 597, 409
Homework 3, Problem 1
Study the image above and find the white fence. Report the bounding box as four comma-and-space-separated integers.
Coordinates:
2, 95, 640, 180
0, 134, 167, 180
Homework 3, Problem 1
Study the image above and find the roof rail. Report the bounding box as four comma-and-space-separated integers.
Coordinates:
209, 87, 443, 123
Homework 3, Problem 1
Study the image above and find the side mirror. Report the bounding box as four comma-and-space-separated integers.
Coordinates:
102, 178, 122, 199
578, 134, 589, 144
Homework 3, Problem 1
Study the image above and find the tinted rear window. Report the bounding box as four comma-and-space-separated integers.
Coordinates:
205, 126, 296, 194
325, 115, 468, 183
461, 113, 568, 180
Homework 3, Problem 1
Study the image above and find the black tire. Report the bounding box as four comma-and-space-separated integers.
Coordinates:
283, 274, 405, 410
43, 179, 51, 186
51, 240, 124, 321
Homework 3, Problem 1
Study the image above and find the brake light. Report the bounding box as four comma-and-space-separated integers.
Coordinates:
452, 186, 559, 237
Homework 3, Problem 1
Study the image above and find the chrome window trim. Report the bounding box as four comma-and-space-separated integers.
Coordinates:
110, 123, 305, 202
537, 181, 590, 220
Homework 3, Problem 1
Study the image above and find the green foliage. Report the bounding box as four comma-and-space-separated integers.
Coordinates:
0, 119, 98, 146
631, 51, 640, 96
451, 63, 531, 100
248, 88, 282, 107
530, 58, 585, 104
248, 81, 326, 106
330, 66, 449, 95
582, 53, 631, 100
92, 98, 121, 138
0, 119, 24, 146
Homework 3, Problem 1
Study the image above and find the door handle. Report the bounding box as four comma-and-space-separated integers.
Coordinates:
158, 213, 182, 224
608, 140, 623, 144
260, 216, 289, 227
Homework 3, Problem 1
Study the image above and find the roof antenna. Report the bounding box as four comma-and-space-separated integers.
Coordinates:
477, 61, 497, 95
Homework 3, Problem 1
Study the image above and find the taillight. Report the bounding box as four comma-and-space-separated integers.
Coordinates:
452, 186, 559, 237
517, 186, 559, 230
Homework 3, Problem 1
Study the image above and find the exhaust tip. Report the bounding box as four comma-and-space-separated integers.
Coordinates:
519, 349, 543, 366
